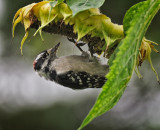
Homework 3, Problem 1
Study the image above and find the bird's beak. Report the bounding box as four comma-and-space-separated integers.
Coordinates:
48, 42, 60, 55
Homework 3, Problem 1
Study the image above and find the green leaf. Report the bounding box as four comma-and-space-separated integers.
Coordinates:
123, 2, 145, 34
66, 0, 105, 16
108, 41, 122, 66
58, 0, 64, 3
49, 1, 58, 7
78, 0, 160, 129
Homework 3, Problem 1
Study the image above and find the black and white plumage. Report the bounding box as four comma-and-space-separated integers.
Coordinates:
33, 43, 109, 89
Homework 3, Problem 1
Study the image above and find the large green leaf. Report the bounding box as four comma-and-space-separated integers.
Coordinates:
78, 0, 160, 129
66, 0, 105, 16
123, 2, 145, 34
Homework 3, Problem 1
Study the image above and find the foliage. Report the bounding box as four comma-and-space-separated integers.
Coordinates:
78, 1, 160, 129
66, 0, 105, 16
12, 0, 160, 129
12, 0, 124, 55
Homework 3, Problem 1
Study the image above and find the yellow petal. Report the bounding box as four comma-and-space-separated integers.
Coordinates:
12, 8, 22, 24
32, 1, 49, 19
20, 31, 29, 55
12, 14, 23, 38
147, 52, 159, 82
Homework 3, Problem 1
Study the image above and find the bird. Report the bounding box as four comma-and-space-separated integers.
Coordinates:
33, 42, 109, 89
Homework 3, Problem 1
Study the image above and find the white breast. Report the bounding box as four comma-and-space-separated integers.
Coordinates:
50, 55, 109, 76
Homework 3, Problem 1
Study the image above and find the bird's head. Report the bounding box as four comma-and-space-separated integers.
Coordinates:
33, 42, 60, 71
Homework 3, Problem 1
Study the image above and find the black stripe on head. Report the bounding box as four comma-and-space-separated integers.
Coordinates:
34, 50, 49, 71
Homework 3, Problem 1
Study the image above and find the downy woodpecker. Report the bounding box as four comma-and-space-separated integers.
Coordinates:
33, 43, 109, 89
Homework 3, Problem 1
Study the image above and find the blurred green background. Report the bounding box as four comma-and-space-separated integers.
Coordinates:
0, 0, 160, 130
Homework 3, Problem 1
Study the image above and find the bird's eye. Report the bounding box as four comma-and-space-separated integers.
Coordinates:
41, 51, 49, 59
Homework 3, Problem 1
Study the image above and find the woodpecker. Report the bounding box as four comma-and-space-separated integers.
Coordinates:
33, 42, 109, 89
